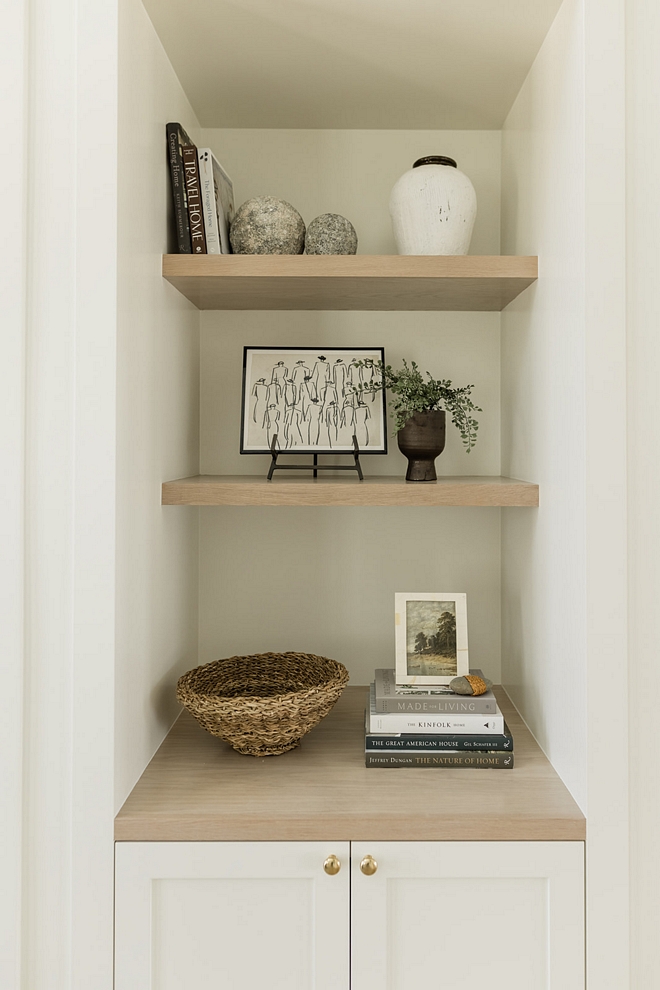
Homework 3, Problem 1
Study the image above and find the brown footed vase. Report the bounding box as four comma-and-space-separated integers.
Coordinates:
397, 410, 446, 481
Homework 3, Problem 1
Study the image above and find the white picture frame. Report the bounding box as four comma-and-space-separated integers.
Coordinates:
394, 592, 469, 685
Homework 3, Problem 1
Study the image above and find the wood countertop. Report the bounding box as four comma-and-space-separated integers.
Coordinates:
115, 686, 585, 842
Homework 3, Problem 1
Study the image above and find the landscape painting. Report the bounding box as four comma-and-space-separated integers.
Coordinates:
241, 346, 387, 454
395, 592, 469, 685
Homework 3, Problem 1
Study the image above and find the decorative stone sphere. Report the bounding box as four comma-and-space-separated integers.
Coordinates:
230, 197, 305, 254
305, 214, 358, 255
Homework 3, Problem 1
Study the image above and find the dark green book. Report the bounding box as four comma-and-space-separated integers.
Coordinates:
365, 750, 514, 769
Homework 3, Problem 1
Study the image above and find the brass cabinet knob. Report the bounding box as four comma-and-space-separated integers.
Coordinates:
360, 855, 378, 876
323, 854, 341, 875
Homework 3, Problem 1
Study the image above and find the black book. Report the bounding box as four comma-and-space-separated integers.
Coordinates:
365, 751, 514, 769
365, 713, 513, 752
166, 123, 193, 253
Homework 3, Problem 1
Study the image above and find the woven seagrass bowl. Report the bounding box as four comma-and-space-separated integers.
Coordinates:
176, 652, 349, 756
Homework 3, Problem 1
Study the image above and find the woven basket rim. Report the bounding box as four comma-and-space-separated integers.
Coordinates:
177, 652, 349, 704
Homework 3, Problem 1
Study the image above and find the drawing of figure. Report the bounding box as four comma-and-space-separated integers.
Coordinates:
353, 401, 372, 447
333, 357, 348, 397
319, 381, 338, 412
311, 355, 332, 398
341, 389, 357, 426
265, 403, 281, 447
264, 382, 282, 424
251, 378, 268, 425
363, 360, 380, 401
336, 392, 356, 446
299, 375, 315, 419
283, 379, 299, 409
324, 400, 339, 446
270, 360, 289, 400
284, 399, 305, 447
346, 359, 363, 391
291, 359, 311, 388
305, 397, 322, 445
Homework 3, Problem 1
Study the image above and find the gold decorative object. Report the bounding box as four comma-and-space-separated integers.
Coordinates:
176, 652, 349, 757
323, 855, 341, 875
360, 855, 378, 876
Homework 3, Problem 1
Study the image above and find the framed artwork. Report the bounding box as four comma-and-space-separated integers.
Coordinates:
394, 592, 469, 685
240, 346, 387, 454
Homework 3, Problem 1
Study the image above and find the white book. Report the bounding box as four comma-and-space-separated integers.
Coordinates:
197, 148, 234, 254
368, 684, 503, 734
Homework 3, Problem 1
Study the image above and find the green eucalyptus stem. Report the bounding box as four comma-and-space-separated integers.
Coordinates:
353, 359, 481, 452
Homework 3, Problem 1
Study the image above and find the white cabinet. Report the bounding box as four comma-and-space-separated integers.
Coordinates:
115, 840, 584, 990
115, 841, 350, 990
351, 841, 585, 990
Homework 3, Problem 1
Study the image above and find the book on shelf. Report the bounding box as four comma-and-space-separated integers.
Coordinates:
374, 667, 497, 714
365, 718, 513, 752
166, 122, 193, 254
365, 751, 514, 769
368, 685, 504, 734
182, 145, 207, 254
197, 149, 234, 255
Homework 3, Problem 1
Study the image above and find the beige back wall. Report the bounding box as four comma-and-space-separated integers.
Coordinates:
198, 129, 502, 685
203, 128, 501, 255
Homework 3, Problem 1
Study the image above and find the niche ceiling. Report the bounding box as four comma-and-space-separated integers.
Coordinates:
143, 0, 565, 129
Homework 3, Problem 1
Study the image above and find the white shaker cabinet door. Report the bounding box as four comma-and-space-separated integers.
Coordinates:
351, 841, 584, 990
115, 841, 350, 990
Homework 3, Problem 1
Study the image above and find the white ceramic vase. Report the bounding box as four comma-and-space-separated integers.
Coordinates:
389, 155, 477, 255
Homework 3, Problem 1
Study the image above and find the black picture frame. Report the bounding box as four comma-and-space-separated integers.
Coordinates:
240, 346, 388, 455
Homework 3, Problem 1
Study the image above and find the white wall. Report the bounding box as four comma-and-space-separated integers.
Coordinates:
197, 130, 503, 685
115, 0, 201, 810
1, 0, 27, 983
10, 0, 120, 983
626, 0, 660, 984
501, 0, 587, 810
501, 1, 628, 988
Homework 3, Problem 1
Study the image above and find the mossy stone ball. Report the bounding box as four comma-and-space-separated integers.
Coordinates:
229, 197, 305, 255
305, 214, 358, 255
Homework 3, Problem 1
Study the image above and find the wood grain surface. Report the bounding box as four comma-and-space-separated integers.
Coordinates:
161, 475, 540, 507
115, 687, 585, 842
161, 254, 538, 311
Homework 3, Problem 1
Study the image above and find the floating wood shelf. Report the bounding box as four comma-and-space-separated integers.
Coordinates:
161, 475, 539, 507
115, 687, 585, 842
162, 254, 538, 311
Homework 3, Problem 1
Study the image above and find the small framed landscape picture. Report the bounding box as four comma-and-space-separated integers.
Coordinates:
240, 346, 387, 454
395, 592, 469, 685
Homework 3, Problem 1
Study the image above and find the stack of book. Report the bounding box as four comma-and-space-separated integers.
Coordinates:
166, 122, 234, 255
365, 669, 514, 769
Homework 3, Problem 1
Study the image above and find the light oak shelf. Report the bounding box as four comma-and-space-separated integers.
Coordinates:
161, 475, 539, 507
162, 254, 538, 311
115, 687, 585, 842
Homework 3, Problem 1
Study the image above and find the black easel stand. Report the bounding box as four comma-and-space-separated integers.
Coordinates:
267, 434, 364, 481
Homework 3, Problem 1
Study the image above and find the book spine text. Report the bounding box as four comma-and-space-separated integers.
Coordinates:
166, 124, 191, 253
374, 696, 497, 714
368, 712, 505, 734
183, 146, 207, 254
365, 732, 513, 751
198, 149, 221, 254
365, 752, 514, 769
